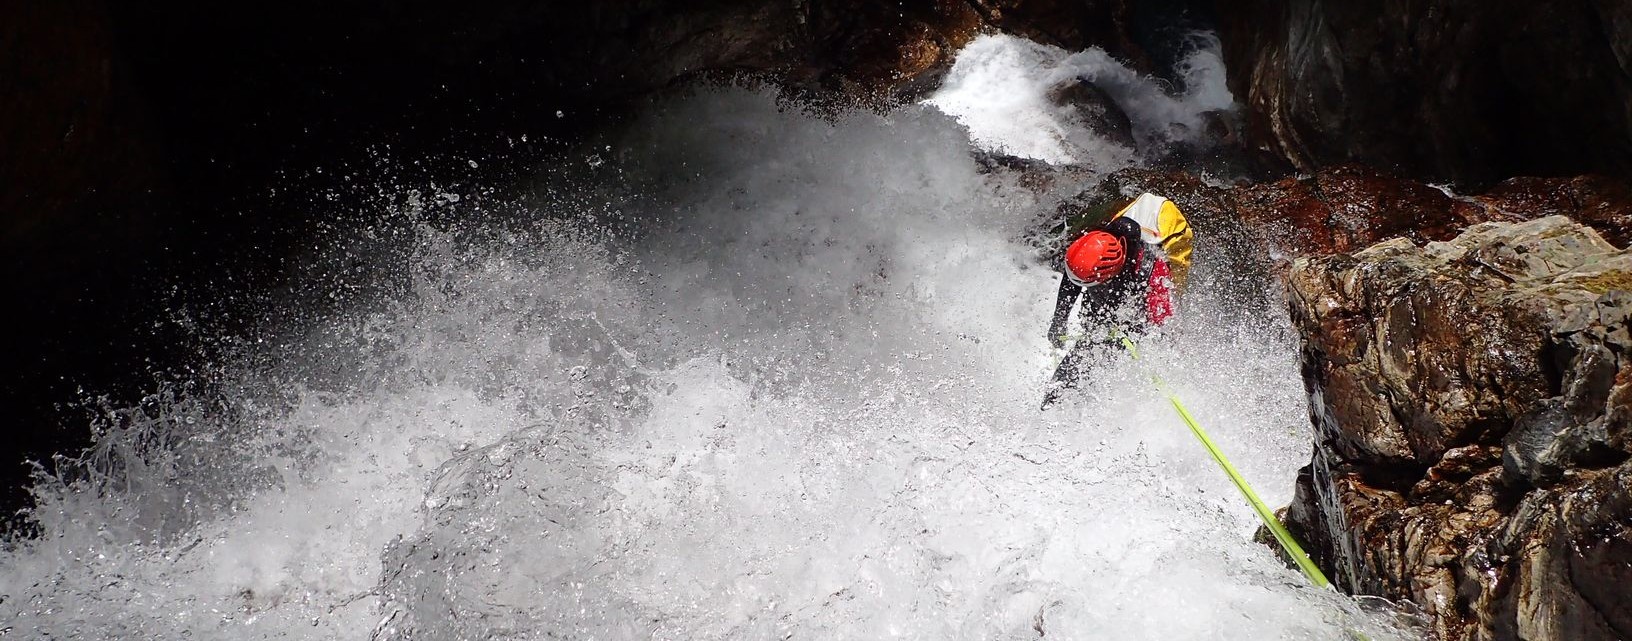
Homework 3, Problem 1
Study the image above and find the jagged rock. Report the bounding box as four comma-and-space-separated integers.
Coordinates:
1284, 216, 1632, 640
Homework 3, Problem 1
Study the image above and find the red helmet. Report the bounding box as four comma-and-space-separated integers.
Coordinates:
1064, 230, 1126, 286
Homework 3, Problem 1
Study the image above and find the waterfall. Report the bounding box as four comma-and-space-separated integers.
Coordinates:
0, 35, 1416, 640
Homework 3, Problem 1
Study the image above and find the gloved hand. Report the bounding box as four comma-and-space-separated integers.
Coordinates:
1050, 333, 1069, 349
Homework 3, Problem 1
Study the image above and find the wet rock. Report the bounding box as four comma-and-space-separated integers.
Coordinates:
1228, 166, 1499, 255
1474, 175, 1632, 248
1049, 166, 1632, 273
1048, 79, 1137, 152
1215, 0, 1632, 184
1285, 216, 1632, 640
964, 80, 1137, 198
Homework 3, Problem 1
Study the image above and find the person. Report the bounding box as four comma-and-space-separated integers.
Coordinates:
1042, 191, 1193, 407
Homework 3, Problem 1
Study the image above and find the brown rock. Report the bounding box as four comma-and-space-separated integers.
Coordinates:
1285, 216, 1632, 640
1231, 165, 1496, 253
1474, 175, 1632, 248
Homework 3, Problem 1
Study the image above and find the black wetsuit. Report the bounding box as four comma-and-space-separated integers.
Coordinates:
1043, 217, 1153, 404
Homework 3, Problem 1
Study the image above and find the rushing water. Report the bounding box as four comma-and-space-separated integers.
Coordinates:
1, 35, 1416, 639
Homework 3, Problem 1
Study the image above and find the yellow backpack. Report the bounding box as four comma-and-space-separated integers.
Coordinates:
1109, 192, 1193, 293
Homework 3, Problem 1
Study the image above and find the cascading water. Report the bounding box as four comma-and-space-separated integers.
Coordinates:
1, 35, 1418, 639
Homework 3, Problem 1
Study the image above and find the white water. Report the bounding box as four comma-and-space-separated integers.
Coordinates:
1, 36, 1414, 640
926, 33, 1234, 166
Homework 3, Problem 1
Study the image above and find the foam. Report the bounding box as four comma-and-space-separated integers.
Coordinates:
2, 50, 1413, 641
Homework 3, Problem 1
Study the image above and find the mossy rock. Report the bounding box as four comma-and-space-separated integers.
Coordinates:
1565, 269, 1632, 295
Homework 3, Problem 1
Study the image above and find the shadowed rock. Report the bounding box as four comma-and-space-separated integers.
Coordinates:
1474, 175, 1632, 248
1215, 0, 1632, 184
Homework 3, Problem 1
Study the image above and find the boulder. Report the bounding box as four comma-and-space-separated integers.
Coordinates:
1048, 79, 1138, 152
1285, 216, 1632, 640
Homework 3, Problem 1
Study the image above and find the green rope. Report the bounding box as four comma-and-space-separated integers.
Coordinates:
1113, 335, 1331, 589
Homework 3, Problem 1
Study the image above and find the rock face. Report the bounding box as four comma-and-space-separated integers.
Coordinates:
1284, 216, 1632, 640
1216, 0, 1632, 184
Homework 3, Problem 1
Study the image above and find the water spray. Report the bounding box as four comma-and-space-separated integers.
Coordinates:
1116, 334, 1331, 589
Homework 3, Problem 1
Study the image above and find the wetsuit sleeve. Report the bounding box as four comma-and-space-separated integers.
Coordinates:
1048, 273, 1081, 347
